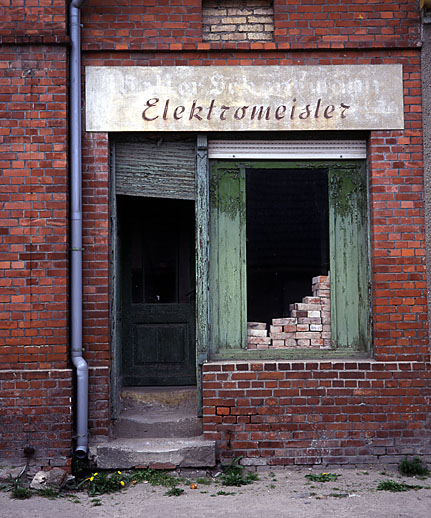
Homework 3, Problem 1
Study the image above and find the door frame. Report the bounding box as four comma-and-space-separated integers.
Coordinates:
110, 135, 209, 419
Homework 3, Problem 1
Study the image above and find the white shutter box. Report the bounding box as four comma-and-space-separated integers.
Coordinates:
208, 140, 367, 160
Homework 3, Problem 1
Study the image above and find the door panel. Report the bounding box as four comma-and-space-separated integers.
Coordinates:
120, 196, 196, 385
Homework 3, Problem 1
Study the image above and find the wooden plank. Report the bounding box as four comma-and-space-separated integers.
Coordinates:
196, 134, 209, 416
209, 163, 247, 350
109, 140, 120, 419
115, 137, 196, 199
329, 163, 369, 349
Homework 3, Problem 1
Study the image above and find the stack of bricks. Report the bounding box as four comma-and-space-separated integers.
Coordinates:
247, 274, 331, 350
202, 0, 274, 42
247, 322, 271, 349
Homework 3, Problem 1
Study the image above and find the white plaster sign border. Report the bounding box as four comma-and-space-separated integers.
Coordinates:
85, 65, 404, 132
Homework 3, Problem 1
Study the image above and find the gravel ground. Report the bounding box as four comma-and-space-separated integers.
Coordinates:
1, 465, 431, 518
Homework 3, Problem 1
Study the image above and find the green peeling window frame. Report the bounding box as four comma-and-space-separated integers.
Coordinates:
208, 160, 371, 360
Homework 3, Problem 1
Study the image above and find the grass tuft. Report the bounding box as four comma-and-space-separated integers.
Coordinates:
399, 457, 429, 478
220, 457, 258, 487
377, 479, 423, 492
305, 472, 339, 483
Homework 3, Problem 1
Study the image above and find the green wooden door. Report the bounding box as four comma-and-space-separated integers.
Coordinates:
120, 196, 196, 385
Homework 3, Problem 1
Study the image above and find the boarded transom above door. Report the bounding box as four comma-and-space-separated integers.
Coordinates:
115, 135, 196, 200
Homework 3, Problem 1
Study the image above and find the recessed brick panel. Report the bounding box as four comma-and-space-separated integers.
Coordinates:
203, 0, 274, 42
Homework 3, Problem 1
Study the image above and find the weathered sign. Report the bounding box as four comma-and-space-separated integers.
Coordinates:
85, 65, 404, 132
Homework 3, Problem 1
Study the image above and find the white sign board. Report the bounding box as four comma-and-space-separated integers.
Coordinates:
85, 65, 404, 132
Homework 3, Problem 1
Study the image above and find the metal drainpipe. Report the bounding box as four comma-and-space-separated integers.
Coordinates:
70, 0, 88, 459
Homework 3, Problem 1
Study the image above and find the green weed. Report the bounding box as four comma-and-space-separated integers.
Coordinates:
399, 457, 429, 477
84, 471, 127, 496
220, 457, 258, 487
305, 472, 339, 483
2, 473, 31, 500
37, 487, 59, 499
132, 469, 182, 488
164, 487, 184, 497
377, 479, 423, 492
11, 486, 31, 500
196, 477, 212, 485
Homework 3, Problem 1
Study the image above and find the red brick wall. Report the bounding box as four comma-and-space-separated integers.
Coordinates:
202, 360, 431, 466
0, 0, 67, 44
80, 0, 421, 51
0, 0, 71, 466
0, 370, 72, 468
81, 132, 111, 438
274, 0, 421, 48
0, 44, 69, 370
81, 0, 202, 50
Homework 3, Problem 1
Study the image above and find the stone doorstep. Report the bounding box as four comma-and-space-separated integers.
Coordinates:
120, 386, 197, 410
116, 386, 202, 439
113, 408, 203, 439
93, 437, 216, 470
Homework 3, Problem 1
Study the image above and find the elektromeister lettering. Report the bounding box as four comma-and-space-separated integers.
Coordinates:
142, 98, 351, 124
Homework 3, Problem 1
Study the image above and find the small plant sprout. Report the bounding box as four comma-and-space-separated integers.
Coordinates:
305, 472, 340, 483
220, 457, 258, 487
164, 487, 184, 497
84, 471, 127, 496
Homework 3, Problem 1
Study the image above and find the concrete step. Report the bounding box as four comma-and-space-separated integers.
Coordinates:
113, 408, 202, 438
94, 436, 216, 470
120, 386, 197, 410
115, 386, 201, 439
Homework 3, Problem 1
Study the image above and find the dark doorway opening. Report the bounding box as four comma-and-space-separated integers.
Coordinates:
246, 168, 329, 326
118, 196, 196, 386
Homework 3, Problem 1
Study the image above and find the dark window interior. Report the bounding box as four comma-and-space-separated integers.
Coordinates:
246, 168, 329, 325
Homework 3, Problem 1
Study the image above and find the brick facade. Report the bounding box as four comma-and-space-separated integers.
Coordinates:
0, 35, 71, 468
1, 1, 430, 468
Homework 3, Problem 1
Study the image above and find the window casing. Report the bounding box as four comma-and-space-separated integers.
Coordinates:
208, 160, 371, 359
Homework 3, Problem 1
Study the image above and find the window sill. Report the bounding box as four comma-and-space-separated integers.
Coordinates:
209, 347, 370, 361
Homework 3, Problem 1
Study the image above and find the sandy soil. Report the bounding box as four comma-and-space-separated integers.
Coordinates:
1, 465, 431, 518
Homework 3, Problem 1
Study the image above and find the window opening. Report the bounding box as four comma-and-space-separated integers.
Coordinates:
246, 168, 330, 349
209, 160, 369, 355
